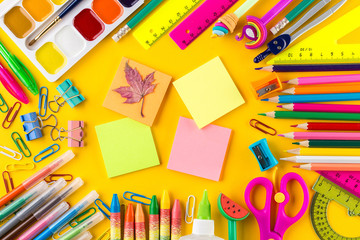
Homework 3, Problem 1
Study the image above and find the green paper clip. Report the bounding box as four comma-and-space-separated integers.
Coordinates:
11, 132, 31, 157
69, 207, 97, 227
33, 144, 60, 163
0, 94, 9, 113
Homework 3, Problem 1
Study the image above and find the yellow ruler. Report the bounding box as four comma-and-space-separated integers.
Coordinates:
267, 5, 360, 65
132, 0, 202, 49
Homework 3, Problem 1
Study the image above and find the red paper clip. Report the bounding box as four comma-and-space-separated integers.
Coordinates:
2, 171, 14, 193
250, 119, 277, 136
45, 174, 73, 183
2, 102, 21, 129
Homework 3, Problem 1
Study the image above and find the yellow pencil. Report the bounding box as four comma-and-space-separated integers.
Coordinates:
286, 148, 360, 156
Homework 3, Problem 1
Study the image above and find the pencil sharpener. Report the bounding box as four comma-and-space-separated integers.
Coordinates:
251, 73, 282, 99
249, 138, 278, 172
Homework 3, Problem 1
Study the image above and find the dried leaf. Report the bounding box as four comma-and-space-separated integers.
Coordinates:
114, 62, 157, 117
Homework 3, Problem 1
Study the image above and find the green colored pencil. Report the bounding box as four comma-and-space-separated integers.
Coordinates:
259, 111, 360, 121
294, 140, 360, 148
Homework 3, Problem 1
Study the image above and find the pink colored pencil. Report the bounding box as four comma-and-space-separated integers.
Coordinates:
295, 163, 360, 171
279, 103, 360, 113
287, 74, 360, 85
279, 132, 360, 140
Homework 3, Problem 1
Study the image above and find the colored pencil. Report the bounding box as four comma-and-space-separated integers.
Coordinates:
287, 74, 360, 85
135, 204, 146, 240
149, 195, 159, 240
171, 200, 181, 240
292, 122, 360, 131
282, 156, 360, 163
279, 103, 360, 113
294, 140, 360, 148
282, 83, 360, 95
160, 190, 170, 240
294, 163, 360, 171
256, 64, 360, 72
261, 92, 360, 103
110, 194, 121, 240
286, 148, 360, 156
279, 132, 360, 140
124, 204, 134, 240
259, 111, 360, 121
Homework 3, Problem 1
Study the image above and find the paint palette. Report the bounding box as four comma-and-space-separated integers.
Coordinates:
0, 0, 144, 82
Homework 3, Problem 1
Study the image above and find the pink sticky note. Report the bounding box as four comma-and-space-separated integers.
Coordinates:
167, 117, 232, 181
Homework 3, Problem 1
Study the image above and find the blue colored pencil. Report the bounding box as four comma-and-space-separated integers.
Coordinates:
262, 92, 360, 103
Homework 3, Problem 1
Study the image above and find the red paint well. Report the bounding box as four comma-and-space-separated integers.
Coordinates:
73, 8, 105, 41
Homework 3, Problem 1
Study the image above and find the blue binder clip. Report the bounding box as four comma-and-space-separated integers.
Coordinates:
249, 138, 278, 172
33, 144, 60, 163
20, 112, 58, 141
49, 79, 85, 113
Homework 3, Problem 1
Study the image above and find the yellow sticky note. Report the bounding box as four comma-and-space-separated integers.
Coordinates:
173, 57, 244, 128
95, 118, 160, 178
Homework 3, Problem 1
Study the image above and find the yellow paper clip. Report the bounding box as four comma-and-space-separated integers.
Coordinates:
98, 228, 110, 240
11, 132, 31, 157
0, 94, 9, 113
5, 162, 35, 172
185, 195, 196, 224
2, 102, 21, 129
2, 171, 14, 193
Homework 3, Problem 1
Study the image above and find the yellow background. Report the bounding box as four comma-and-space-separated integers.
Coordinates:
1, 0, 360, 239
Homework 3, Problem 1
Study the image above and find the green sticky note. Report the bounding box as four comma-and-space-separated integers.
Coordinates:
95, 118, 160, 178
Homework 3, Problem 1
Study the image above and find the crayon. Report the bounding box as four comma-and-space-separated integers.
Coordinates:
111, 194, 121, 240
124, 204, 134, 240
171, 199, 181, 240
135, 204, 146, 240
150, 195, 159, 240
160, 190, 170, 240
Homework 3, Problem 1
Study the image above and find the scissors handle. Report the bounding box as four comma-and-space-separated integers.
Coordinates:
274, 172, 309, 238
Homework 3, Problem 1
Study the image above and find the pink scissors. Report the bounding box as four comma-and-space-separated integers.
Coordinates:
244, 172, 309, 240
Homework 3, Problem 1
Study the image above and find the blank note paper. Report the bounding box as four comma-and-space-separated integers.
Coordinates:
167, 117, 232, 181
95, 118, 160, 178
173, 57, 244, 128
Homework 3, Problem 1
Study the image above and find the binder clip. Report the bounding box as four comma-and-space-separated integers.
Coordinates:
20, 112, 58, 141
2, 102, 21, 129
249, 138, 278, 172
50, 121, 84, 147
49, 79, 85, 113
0, 94, 9, 113
251, 73, 282, 99
38, 86, 48, 117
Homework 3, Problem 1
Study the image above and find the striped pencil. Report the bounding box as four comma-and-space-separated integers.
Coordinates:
282, 83, 360, 95
294, 140, 360, 148
279, 103, 360, 113
259, 111, 360, 121
262, 92, 360, 103
282, 156, 360, 163
292, 122, 360, 131
294, 163, 360, 171
286, 148, 360, 156
279, 132, 360, 140
286, 74, 360, 85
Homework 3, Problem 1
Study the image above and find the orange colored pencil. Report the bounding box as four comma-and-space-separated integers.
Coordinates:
282, 83, 360, 95
294, 163, 360, 171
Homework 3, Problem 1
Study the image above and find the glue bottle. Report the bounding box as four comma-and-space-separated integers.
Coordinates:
179, 190, 224, 240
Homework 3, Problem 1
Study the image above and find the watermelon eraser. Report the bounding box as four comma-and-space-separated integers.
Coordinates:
217, 193, 249, 240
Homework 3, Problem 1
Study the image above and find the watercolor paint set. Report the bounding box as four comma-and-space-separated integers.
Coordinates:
0, 0, 144, 82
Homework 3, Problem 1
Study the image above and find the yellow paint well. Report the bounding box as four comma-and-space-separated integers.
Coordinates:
36, 42, 67, 74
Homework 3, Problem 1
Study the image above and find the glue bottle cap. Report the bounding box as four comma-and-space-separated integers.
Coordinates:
197, 190, 211, 220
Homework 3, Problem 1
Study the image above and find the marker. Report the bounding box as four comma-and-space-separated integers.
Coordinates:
34, 191, 99, 240
171, 199, 182, 240
135, 203, 146, 240
160, 190, 170, 240
124, 204, 134, 240
111, 194, 121, 240
0, 150, 75, 208
149, 195, 159, 240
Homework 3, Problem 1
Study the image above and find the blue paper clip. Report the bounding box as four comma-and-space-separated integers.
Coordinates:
11, 132, 31, 157
38, 87, 48, 117
0, 94, 9, 113
49, 79, 85, 113
123, 191, 151, 205
94, 199, 110, 220
249, 138, 278, 172
33, 144, 60, 163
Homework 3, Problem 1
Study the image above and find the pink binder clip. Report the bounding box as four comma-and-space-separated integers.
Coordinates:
68, 121, 84, 147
